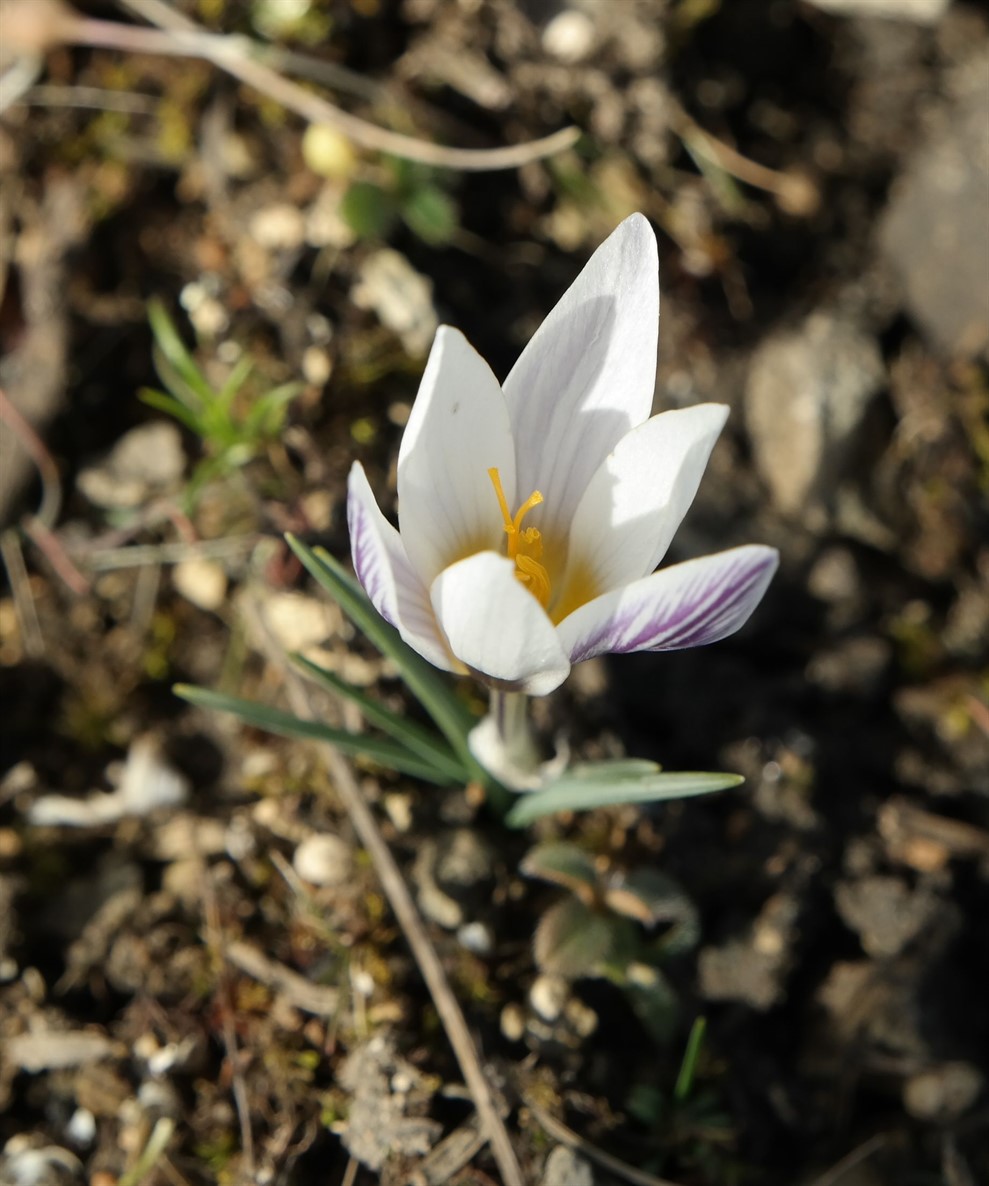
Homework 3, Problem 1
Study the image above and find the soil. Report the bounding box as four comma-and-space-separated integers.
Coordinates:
1, 1, 988, 1185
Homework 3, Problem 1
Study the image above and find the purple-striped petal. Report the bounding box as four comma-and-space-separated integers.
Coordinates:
347, 462, 455, 672
557, 545, 779, 665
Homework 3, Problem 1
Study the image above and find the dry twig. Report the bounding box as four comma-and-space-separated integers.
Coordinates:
525, 1095, 687, 1186
242, 593, 526, 1186
6, 0, 579, 171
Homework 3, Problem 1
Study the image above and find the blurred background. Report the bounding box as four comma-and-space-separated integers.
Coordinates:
1, 1, 987, 1183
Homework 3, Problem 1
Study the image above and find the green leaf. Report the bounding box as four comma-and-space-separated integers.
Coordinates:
340, 181, 398, 240
401, 184, 458, 245
285, 536, 486, 784
674, 1016, 707, 1103
563, 758, 663, 781
215, 355, 254, 415
604, 868, 698, 928
291, 653, 468, 784
620, 968, 680, 1045
147, 298, 213, 410
520, 842, 600, 900
243, 382, 303, 439
173, 684, 452, 784
138, 388, 204, 434
533, 896, 623, 978
506, 771, 743, 827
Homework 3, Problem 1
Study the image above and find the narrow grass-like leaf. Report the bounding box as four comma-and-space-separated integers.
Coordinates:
138, 388, 204, 434
505, 771, 743, 828
215, 354, 254, 414
148, 299, 212, 409
285, 535, 486, 781
174, 684, 450, 784
292, 653, 467, 783
674, 1016, 708, 1102
565, 759, 662, 781
243, 382, 303, 438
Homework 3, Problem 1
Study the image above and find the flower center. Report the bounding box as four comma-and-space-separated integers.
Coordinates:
488, 467, 552, 607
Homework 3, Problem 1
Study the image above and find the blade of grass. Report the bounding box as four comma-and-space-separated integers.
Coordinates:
138, 388, 206, 434
147, 298, 214, 409
292, 653, 468, 783
674, 1016, 707, 1103
174, 683, 451, 784
243, 382, 303, 438
506, 772, 743, 827
286, 535, 487, 782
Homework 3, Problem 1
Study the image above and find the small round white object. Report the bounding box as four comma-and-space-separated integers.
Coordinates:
294, 833, 354, 887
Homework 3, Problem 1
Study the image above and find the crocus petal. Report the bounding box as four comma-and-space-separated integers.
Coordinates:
557, 545, 779, 665
348, 462, 455, 672
502, 213, 659, 536
431, 552, 572, 695
558, 404, 729, 604
397, 326, 516, 587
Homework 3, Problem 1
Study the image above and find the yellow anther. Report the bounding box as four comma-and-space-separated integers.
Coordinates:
487, 467, 552, 608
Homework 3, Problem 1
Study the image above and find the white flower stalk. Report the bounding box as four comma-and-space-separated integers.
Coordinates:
348, 213, 778, 698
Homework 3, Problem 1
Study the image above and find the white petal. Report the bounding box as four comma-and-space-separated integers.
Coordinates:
430, 552, 571, 695
502, 213, 659, 536
397, 326, 516, 586
559, 404, 729, 601
348, 462, 455, 672
557, 545, 779, 664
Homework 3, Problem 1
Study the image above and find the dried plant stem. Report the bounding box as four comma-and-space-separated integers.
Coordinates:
244, 595, 525, 1186
41, 0, 581, 172
0, 529, 44, 657
202, 869, 256, 1177
525, 1097, 687, 1186
807, 1133, 888, 1186
0, 386, 62, 528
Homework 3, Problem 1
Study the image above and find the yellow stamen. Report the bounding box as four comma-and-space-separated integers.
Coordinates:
487, 467, 552, 607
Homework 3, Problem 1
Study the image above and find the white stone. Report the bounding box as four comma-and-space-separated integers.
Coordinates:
294, 833, 354, 887
542, 10, 597, 63
172, 557, 227, 611
529, 973, 569, 1022
351, 249, 438, 357
77, 422, 185, 510
249, 203, 306, 252
805, 0, 950, 22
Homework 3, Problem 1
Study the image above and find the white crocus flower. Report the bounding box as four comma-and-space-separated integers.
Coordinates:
347, 213, 778, 699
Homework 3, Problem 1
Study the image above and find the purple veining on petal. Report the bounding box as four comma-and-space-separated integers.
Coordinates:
654, 554, 775, 650
568, 549, 777, 664
347, 487, 398, 628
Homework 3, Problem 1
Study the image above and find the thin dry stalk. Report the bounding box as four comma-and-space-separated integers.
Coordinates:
0, 386, 63, 528
525, 1096, 687, 1186
36, 0, 579, 172
202, 869, 256, 1177
243, 594, 526, 1186
807, 1133, 888, 1186
0, 529, 44, 657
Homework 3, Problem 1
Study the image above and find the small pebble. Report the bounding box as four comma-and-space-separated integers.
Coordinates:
65, 1108, 96, 1146
294, 833, 354, 888
541, 1146, 595, 1186
457, 920, 494, 956
904, 1062, 984, 1122
501, 1002, 525, 1042
249, 203, 306, 253
172, 558, 227, 612
542, 11, 596, 63
529, 973, 569, 1023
